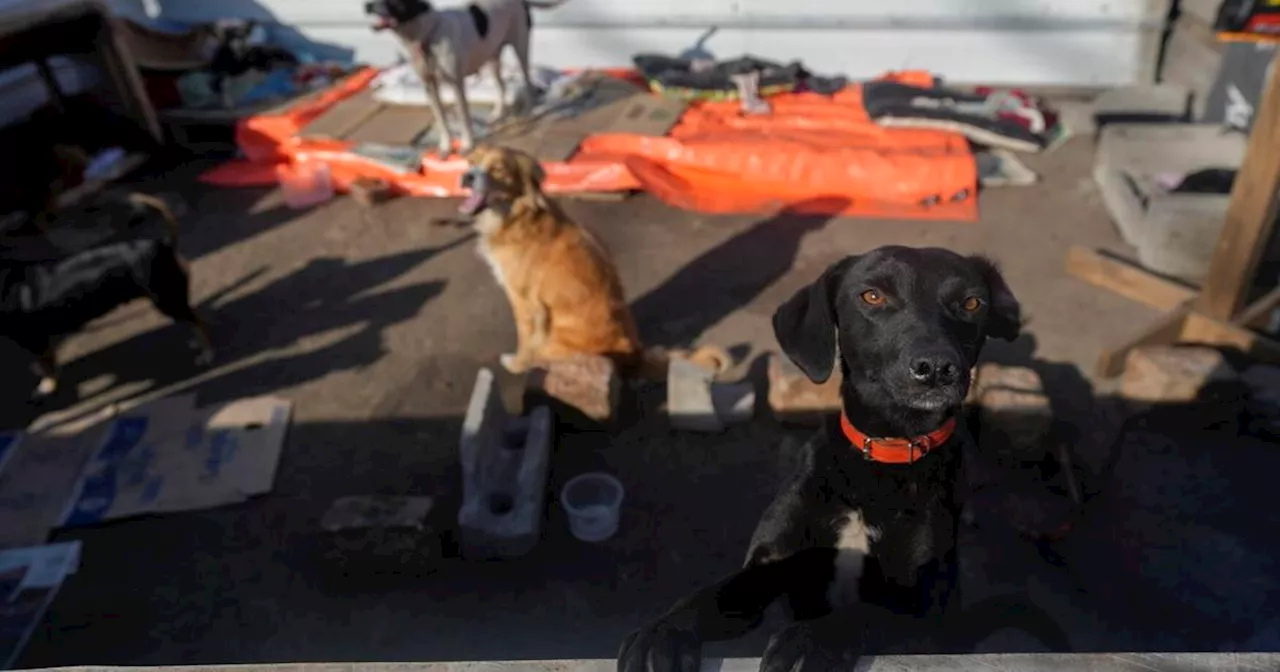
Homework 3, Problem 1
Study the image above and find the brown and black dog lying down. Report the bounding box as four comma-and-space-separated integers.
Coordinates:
0, 192, 213, 402
459, 146, 727, 378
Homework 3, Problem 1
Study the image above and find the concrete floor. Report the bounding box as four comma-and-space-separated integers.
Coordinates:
3, 137, 1270, 666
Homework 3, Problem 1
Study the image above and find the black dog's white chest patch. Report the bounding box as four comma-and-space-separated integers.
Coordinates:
827, 509, 881, 607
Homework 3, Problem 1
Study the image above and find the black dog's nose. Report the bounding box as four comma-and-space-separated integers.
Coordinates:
364, 2, 376, 13
909, 353, 961, 387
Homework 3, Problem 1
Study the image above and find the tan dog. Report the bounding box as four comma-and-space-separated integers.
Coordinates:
459, 146, 727, 377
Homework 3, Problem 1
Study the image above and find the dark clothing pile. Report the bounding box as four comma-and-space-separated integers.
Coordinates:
633, 54, 848, 100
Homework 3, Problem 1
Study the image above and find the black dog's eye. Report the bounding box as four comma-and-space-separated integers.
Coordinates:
961, 296, 983, 312
861, 289, 886, 306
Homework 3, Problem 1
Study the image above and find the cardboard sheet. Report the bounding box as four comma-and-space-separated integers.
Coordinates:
0, 417, 111, 549
60, 396, 292, 527
0, 541, 80, 669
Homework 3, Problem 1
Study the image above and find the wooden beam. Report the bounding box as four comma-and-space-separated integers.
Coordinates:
1181, 310, 1280, 362
1196, 50, 1280, 321
1234, 285, 1280, 331
1065, 246, 1196, 311
1096, 306, 1190, 378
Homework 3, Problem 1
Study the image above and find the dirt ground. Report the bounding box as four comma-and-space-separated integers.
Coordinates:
3, 137, 1270, 666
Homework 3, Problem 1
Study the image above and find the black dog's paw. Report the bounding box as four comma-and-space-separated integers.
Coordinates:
761, 619, 864, 672
617, 619, 701, 672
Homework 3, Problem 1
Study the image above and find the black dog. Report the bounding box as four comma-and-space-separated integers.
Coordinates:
619, 246, 1066, 671
0, 193, 212, 402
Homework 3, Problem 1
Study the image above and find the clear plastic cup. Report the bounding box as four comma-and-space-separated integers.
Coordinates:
276, 160, 334, 209
561, 472, 624, 543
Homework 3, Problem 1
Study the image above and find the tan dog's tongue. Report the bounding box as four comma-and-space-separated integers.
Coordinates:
459, 191, 485, 215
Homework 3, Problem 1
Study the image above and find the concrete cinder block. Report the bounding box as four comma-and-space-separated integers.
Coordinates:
1161, 15, 1226, 118
1092, 85, 1191, 129
766, 352, 841, 424
525, 355, 620, 424
1092, 123, 1245, 279
711, 380, 757, 426
1095, 123, 1246, 176
458, 368, 553, 560
1121, 346, 1239, 403
668, 357, 723, 432
1181, 0, 1224, 26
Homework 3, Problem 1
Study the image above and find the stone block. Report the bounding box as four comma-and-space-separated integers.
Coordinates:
976, 364, 1053, 464
458, 368, 554, 560
525, 355, 620, 424
1120, 346, 1238, 403
1092, 85, 1191, 129
974, 362, 1044, 396
350, 177, 393, 207
766, 352, 841, 424
319, 495, 440, 577
711, 380, 757, 426
669, 357, 722, 432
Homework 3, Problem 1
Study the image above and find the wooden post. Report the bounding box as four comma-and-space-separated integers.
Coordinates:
1195, 50, 1280, 321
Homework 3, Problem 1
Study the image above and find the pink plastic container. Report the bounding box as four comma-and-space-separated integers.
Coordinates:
276, 160, 334, 209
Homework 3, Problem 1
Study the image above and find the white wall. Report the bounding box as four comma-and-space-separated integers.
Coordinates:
146, 0, 1172, 86
0, 0, 1174, 129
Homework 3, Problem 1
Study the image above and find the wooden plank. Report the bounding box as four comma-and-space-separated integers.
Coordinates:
1196, 50, 1280, 321
1234, 285, 1280, 331
1181, 310, 1280, 362
1065, 245, 1197, 311
1096, 306, 1190, 378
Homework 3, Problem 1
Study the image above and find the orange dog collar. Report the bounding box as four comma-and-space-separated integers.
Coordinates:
839, 413, 957, 464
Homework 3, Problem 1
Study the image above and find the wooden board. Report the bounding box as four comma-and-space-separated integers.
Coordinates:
1196, 50, 1280, 320
1065, 246, 1197, 311
1181, 310, 1280, 361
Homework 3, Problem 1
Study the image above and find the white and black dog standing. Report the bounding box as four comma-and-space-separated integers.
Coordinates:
364, 0, 570, 157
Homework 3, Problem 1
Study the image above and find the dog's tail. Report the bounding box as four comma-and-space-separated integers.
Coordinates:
525, 0, 571, 8
127, 192, 180, 242
634, 345, 732, 381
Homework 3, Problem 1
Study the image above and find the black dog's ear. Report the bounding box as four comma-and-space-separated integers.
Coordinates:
772, 259, 850, 384
971, 256, 1021, 341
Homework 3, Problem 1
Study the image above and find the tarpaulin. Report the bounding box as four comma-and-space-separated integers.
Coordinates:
201, 67, 977, 221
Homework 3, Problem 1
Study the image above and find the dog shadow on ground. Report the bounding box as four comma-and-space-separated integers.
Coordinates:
629, 197, 848, 350
0, 236, 471, 428
22, 388, 1280, 667
959, 332, 1280, 653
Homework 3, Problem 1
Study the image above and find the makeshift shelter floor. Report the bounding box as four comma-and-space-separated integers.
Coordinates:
2, 137, 1276, 666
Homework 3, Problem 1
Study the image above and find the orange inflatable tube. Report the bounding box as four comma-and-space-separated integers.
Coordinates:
201, 67, 977, 221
